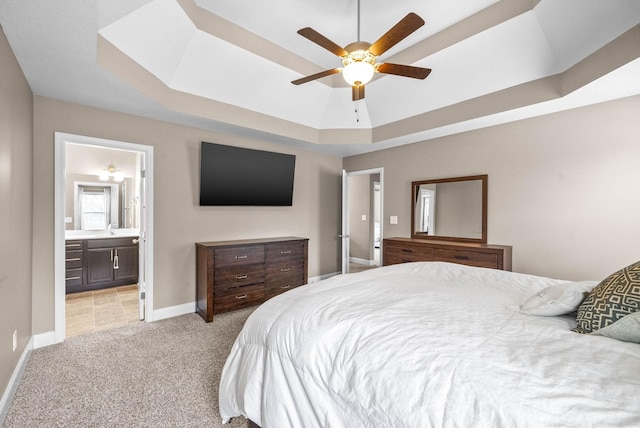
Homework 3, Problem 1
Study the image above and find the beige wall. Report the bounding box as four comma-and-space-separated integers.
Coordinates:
0, 28, 33, 401
32, 96, 343, 334
348, 174, 371, 260
345, 95, 640, 281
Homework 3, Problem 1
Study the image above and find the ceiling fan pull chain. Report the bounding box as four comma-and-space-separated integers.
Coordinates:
355, 100, 360, 123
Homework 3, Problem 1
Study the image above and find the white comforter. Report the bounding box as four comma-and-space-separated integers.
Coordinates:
219, 262, 640, 428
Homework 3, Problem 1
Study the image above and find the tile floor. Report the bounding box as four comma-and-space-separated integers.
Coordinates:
65, 284, 141, 338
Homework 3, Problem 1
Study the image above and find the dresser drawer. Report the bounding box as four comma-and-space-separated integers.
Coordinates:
215, 245, 265, 266
265, 266, 304, 292
214, 284, 265, 313
433, 248, 498, 269
265, 282, 301, 300
214, 264, 265, 288
266, 241, 305, 263
65, 250, 83, 269
383, 238, 511, 271
384, 242, 434, 264
265, 264, 304, 283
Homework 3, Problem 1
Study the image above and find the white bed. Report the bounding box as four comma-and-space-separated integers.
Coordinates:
219, 262, 640, 427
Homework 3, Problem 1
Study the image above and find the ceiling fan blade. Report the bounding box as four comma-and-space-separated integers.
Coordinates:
297, 27, 349, 57
377, 63, 431, 79
352, 85, 365, 101
291, 68, 342, 85
368, 13, 425, 57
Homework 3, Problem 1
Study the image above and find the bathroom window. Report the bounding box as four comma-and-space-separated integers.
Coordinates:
74, 183, 119, 230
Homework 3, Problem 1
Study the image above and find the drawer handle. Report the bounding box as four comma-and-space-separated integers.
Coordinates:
280, 268, 291, 272
280, 250, 292, 254
454, 255, 470, 260
65, 258, 81, 262
66, 244, 81, 248
66, 276, 81, 280
280, 285, 291, 289
235, 294, 248, 300
401, 249, 413, 253
235, 255, 248, 260
236, 274, 248, 280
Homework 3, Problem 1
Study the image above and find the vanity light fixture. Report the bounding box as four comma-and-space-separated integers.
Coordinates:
99, 165, 124, 182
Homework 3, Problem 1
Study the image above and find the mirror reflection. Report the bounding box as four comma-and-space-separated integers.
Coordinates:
411, 175, 487, 243
65, 143, 139, 232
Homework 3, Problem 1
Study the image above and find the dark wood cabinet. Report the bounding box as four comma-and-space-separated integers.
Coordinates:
65, 236, 139, 293
383, 237, 512, 271
65, 240, 84, 290
196, 237, 308, 322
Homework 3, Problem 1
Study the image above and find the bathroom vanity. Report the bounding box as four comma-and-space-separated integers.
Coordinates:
65, 231, 139, 293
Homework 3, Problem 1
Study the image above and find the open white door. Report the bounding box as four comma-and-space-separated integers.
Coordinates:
137, 154, 147, 320
341, 167, 384, 274
341, 169, 350, 274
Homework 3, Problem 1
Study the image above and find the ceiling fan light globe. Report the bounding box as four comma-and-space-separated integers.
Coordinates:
342, 61, 374, 87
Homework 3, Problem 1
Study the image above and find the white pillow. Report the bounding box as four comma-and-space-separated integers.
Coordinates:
520, 281, 597, 316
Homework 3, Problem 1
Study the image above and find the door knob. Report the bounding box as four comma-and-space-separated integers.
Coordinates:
132, 238, 139, 244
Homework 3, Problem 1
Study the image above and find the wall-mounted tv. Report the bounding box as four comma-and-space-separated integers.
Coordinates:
199, 142, 296, 206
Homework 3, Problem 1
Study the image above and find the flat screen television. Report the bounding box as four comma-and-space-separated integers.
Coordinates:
199, 142, 296, 206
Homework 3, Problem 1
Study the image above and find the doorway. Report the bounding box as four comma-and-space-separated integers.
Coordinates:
341, 168, 384, 274
54, 132, 154, 343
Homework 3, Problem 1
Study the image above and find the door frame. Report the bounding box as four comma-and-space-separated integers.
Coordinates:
341, 167, 384, 274
54, 132, 154, 343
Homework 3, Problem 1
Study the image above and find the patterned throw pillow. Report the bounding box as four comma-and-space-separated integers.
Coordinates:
574, 261, 640, 334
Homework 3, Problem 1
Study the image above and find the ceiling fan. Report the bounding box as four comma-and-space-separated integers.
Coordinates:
291, 2, 432, 101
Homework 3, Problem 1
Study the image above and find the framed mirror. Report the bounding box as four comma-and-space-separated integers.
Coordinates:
411, 175, 487, 243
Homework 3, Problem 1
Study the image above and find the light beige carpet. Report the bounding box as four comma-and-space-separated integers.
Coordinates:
3, 308, 256, 428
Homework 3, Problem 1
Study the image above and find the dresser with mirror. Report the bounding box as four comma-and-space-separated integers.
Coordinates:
383, 175, 512, 270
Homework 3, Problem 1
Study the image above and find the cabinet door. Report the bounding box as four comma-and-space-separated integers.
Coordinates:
87, 248, 115, 284
113, 245, 138, 283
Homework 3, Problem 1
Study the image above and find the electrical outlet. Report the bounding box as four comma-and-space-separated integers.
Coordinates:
361, 214, 367, 221
390, 216, 398, 225
12, 330, 17, 352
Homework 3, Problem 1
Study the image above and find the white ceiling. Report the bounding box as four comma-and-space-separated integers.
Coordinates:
1, 0, 640, 157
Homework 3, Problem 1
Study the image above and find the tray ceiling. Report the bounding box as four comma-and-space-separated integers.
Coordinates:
1, 0, 640, 156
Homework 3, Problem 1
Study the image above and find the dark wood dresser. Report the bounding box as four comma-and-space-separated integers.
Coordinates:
195, 237, 308, 322
383, 237, 512, 271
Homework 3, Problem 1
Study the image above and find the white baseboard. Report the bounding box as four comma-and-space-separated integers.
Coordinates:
0, 337, 34, 425
153, 302, 196, 321
349, 257, 377, 266
309, 271, 340, 283
32, 331, 58, 349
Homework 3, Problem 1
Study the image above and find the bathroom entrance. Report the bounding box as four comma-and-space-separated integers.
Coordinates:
54, 133, 154, 341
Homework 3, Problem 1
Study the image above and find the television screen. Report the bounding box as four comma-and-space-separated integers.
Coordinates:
199, 142, 296, 206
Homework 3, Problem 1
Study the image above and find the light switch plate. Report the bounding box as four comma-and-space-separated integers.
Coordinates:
390, 216, 398, 224
361, 214, 367, 221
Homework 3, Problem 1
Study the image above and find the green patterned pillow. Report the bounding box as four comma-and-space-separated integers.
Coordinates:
574, 261, 640, 334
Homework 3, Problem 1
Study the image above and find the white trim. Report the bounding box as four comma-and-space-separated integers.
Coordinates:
309, 272, 340, 283
153, 302, 196, 321
54, 132, 154, 341
349, 256, 377, 266
32, 331, 57, 349
0, 337, 33, 424
343, 167, 385, 272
